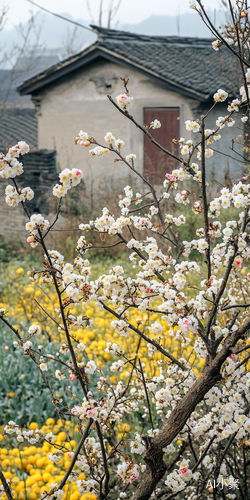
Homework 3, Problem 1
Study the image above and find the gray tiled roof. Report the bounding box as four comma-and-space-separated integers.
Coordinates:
0, 109, 38, 152
18, 26, 240, 101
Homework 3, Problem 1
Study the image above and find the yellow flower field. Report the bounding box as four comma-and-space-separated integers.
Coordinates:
0, 418, 96, 500
0, 258, 205, 499
0, 260, 204, 378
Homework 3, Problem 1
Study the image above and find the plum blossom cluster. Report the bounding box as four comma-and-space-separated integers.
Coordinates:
185, 120, 200, 133
5, 185, 34, 207
89, 145, 110, 156
165, 459, 195, 493
213, 88, 228, 102
71, 384, 139, 433
175, 190, 190, 205
115, 93, 133, 111
76, 187, 161, 238
117, 461, 146, 484
163, 162, 201, 187
209, 183, 250, 218
0, 141, 29, 179
75, 130, 90, 146
4, 421, 43, 444
216, 115, 235, 128
165, 213, 186, 226
53, 168, 83, 198
25, 214, 50, 246
104, 132, 125, 150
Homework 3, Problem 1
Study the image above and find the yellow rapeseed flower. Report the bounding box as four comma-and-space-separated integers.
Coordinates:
16, 267, 24, 275
29, 422, 38, 431
46, 418, 55, 425
58, 431, 67, 442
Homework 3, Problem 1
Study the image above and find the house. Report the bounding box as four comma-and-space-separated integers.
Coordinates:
0, 51, 61, 239
0, 26, 245, 240
17, 26, 243, 192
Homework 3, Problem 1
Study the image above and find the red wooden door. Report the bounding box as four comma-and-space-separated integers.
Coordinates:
144, 108, 180, 184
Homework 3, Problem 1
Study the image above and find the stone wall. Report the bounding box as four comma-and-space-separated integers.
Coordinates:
0, 150, 58, 240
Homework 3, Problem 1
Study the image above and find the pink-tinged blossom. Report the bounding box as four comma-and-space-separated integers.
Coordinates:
115, 93, 133, 111
180, 467, 188, 474
87, 407, 99, 419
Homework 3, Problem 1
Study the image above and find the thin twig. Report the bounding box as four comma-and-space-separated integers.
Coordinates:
96, 421, 110, 498
122, 338, 141, 397
54, 419, 93, 495
222, 303, 250, 311
100, 301, 187, 371
192, 436, 216, 473
34, 298, 63, 330
139, 359, 154, 430
43, 199, 62, 238
26, 0, 93, 31
201, 115, 211, 279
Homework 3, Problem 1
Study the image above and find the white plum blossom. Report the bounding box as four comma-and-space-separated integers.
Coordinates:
126, 154, 136, 163
26, 214, 50, 236
55, 370, 65, 380
150, 119, 161, 129
185, 120, 200, 133
111, 319, 130, 337
85, 360, 97, 374
110, 360, 124, 372
115, 93, 133, 111
28, 324, 41, 336
89, 146, 110, 156
75, 130, 89, 145
213, 89, 228, 102
53, 168, 83, 198
40, 363, 48, 371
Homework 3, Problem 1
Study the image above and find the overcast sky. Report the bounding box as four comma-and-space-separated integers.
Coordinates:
5, 0, 225, 30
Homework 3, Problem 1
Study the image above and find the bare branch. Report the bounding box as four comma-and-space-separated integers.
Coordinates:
139, 359, 154, 430
100, 300, 188, 371
54, 419, 93, 494
0, 469, 14, 500
26, 0, 93, 32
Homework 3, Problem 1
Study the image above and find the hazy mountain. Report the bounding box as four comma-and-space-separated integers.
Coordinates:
1, 8, 227, 61
0, 12, 94, 57
129, 11, 226, 37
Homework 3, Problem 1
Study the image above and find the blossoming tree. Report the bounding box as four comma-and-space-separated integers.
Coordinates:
2, 1, 250, 499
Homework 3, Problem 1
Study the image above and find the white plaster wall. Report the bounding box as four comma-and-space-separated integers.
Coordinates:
200, 104, 244, 186
36, 59, 196, 189
36, 58, 244, 197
